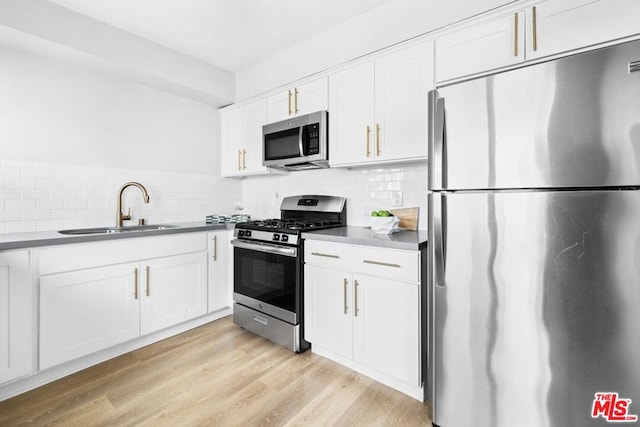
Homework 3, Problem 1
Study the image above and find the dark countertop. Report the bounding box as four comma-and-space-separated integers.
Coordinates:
0, 222, 234, 251
302, 226, 427, 251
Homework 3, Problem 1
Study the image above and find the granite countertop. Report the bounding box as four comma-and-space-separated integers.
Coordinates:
302, 226, 427, 251
0, 221, 235, 251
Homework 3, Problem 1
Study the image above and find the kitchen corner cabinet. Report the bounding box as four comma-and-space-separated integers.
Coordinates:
207, 230, 232, 313
436, 0, 640, 83
304, 240, 421, 399
39, 233, 208, 369
0, 250, 32, 384
329, 41, 433, 167
267, 77, 328, 123
220, 98, 269, 177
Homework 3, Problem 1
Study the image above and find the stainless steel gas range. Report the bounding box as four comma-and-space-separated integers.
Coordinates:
231, 195, 347, 352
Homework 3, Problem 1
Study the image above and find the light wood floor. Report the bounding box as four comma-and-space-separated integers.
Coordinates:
0, 316, 432, 426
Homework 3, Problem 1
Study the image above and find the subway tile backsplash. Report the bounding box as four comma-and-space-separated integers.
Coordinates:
0, 161, 427, 233
0, 160, 242, 233
242, 163, 428, 229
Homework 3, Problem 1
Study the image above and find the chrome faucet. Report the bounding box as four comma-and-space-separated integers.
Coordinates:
116, 182, 150, 227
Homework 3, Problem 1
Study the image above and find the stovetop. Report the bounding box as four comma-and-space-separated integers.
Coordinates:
233, 195, 347, 246
237, 218, 342, 233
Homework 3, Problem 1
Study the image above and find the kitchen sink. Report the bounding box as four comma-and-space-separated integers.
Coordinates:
58, 224, 179, 235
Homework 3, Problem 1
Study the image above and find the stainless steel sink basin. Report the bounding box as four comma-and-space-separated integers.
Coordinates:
58, 224, 179, 235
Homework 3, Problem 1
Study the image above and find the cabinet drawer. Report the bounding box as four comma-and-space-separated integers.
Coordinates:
39, 232, 207, 275
353, 245, 419, 283
304, 240, 351, 270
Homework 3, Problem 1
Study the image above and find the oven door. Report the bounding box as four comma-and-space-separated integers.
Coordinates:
232, 239, 300, 325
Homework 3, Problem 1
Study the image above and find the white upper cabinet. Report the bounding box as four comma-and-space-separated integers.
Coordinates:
330, 40, 434, 167
328, 61, 376, 166
267, 77, 328, 123
436, 11, 525, 82
526, 0, 640, 60
220, 98, 269, 177
436, 0, 640, 83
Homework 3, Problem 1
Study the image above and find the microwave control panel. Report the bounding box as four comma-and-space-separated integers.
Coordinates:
303, 123, 320, 155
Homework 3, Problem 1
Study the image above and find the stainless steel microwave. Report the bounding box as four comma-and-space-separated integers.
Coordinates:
262, 110, 328, 171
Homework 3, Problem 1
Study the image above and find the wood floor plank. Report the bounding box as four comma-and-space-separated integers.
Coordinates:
0, 316, 432, 426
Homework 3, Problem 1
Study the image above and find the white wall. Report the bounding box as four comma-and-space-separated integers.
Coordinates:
0, 46, 242, 232
0, 45, 220, 175
236, 0, 515, 99
242, 164, 427, 229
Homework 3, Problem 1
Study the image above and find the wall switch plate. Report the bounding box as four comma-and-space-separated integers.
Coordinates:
392, 190, 403, 207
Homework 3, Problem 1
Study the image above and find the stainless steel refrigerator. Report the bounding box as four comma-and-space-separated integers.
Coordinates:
428, 39, 640, 427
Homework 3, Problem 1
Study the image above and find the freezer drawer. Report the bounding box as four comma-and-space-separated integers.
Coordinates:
430, 190, 640, 427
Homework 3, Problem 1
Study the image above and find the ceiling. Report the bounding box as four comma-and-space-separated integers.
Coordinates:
47, 0, 392, 72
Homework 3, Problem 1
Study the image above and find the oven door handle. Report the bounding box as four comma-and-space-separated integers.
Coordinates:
231, 239, 298, 257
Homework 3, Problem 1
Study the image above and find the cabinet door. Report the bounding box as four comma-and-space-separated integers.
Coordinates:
295, 77, 328, 116
141, 252, 208, 335
220, 107, 245, 177
267, 90, 292, 123
40, 262, 140, 370
526, 0, 640, 60
208, 231, 231, 313
353, 275, 420, 387
304, 265, 353, 358
0, 251, 31, 384
374, 41, 433, 162
243, 98, 268, 174
328, 61, 375, 166
267, 78, 329, 123
436, 11, 525, 82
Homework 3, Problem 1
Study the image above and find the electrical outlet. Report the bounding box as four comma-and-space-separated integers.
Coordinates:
392, 190, 403, 207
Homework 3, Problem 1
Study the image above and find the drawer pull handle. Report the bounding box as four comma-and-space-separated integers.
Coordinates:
254, 315, 268, 326
311, 252, 340, 259
363, 260, 401, 268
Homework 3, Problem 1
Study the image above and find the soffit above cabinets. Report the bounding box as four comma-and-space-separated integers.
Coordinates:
46, 0, 393, 72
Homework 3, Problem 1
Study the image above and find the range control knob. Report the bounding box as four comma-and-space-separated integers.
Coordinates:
281, 235, 289, 242
272, 233, 280, 241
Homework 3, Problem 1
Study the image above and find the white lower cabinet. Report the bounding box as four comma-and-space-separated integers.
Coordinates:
207, 230, 232, 313
39, 233, 210, 369
40, 262, 140, 369
304, 240, 422, 399
353, 275, 419, 387
304, 265, 353, 359
140, 252, 207, 335
0, 250, 32, 384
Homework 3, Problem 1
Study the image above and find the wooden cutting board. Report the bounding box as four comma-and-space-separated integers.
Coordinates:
389, 207, 419, 231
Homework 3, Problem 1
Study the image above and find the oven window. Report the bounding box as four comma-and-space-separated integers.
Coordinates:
234, 247, 297, 313
264, 128, 300, 160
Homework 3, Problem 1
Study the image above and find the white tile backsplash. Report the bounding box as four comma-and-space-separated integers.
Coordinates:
0, 160, 242, 232
242, 163, 428, 229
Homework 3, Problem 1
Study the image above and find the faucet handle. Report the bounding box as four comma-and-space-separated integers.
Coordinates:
122, 207, 132, 222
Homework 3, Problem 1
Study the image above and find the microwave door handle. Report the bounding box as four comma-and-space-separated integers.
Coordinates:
298, 126, 305, 156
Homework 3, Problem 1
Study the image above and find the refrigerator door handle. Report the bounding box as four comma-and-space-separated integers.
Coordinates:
433, 194, 446, 287
432, 95, 446, 190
